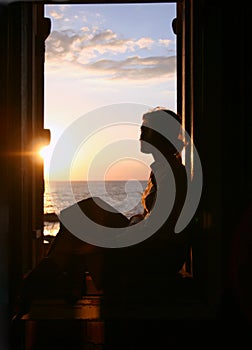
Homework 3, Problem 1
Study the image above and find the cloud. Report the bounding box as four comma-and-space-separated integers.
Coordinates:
158, 39, 172, 46
90, 29, 117, 43
45, 28, 175, 81
87, 55, 176, 80
49, 10, 64, 20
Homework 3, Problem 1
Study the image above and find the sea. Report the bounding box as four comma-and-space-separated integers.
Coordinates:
43, 180, 147, 236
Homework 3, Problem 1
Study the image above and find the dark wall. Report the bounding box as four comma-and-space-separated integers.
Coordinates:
193, 0, 252, 327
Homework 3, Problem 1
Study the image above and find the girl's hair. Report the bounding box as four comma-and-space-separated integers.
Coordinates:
141, 107, 185, 156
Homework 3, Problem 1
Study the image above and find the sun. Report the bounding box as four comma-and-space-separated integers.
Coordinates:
38, 145, 51, 160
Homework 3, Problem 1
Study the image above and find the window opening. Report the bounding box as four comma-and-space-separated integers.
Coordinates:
42, 3, 177, 241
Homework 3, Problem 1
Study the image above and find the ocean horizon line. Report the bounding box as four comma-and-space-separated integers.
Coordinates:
45, 179, 148, 183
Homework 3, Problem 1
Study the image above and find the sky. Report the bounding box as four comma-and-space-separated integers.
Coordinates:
43, 3, 177, 181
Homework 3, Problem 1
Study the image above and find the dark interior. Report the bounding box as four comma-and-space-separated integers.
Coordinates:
0, 1, 251, 349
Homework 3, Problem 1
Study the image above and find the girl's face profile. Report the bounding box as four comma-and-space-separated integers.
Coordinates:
140, 126, 154, 154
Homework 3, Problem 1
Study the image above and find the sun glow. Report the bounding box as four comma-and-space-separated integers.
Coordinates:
39, 145, 51, 160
